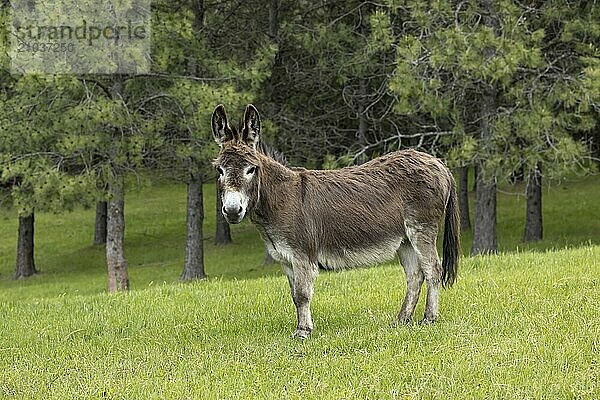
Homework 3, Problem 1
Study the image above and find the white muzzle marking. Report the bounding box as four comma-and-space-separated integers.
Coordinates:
222, 190, 248, 223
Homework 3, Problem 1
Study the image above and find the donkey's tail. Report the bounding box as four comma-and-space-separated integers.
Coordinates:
442, 177, 460, 288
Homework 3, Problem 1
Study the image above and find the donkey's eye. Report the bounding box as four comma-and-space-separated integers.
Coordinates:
246, 166, 257, 176
216, 166, 224, 176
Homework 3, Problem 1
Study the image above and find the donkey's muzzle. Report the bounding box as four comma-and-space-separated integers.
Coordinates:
222, 205, 244, 224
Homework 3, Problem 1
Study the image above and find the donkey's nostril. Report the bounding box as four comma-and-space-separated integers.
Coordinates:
223, 204, 243, 218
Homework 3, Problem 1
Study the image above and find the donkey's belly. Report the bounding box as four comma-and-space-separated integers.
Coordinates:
264, 235, 404, 269
317, 238, 405, 269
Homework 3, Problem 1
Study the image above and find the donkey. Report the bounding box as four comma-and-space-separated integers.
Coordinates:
212, 104, 460, 339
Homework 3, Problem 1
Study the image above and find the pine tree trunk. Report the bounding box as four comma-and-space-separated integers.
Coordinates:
106, 175, 129, 292
215, 181, 232, 245
472, 169, 497, 255
471, 98, 498, 255
458, 166, 471, 231
15, 212, 37, 279
356, 77, 368, 165
181, 170, 206, 280
268, 0, 279, 38
472, 1, 498, 255
524, 167, 543, 242
191, 0, 204, 31
93, 201, 108, 245
179, 1, 207, 280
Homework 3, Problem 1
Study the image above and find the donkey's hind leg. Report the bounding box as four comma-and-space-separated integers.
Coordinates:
396, 242, 424, 324
414, 239, 443, 324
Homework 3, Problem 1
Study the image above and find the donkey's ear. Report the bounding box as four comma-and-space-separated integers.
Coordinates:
212, 104, 234, 146
242, 104, 260, 149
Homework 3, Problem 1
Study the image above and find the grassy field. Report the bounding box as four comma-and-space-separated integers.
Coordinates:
0, 176, 599, 398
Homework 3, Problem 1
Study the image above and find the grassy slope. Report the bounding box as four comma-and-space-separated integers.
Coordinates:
0, 176, 599, 398
0, 246, 598, 398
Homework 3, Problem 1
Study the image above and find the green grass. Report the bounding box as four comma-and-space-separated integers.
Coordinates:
0, 183, 278, 300
0, 246, 598, 398
0, 176, 599, 398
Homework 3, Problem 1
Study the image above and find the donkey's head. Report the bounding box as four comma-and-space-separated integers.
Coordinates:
212, 104, 262, 224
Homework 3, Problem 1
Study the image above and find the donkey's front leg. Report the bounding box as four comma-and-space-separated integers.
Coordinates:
290, 260, 317, 339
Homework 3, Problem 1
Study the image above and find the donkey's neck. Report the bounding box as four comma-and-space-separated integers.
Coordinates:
250, 155, 297, 227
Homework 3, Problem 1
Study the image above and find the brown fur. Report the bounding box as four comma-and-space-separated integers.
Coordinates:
250, 151, 449, 259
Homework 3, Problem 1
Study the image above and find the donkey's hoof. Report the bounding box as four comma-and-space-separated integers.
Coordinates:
292, 328, 311, 339
419, 316, 437, 325
391, 316, 412, 327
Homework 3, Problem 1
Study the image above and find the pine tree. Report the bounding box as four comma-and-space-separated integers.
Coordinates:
377, 0, 597, 253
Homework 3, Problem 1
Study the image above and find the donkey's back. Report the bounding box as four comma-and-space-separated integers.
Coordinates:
291, 149, 453, 268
